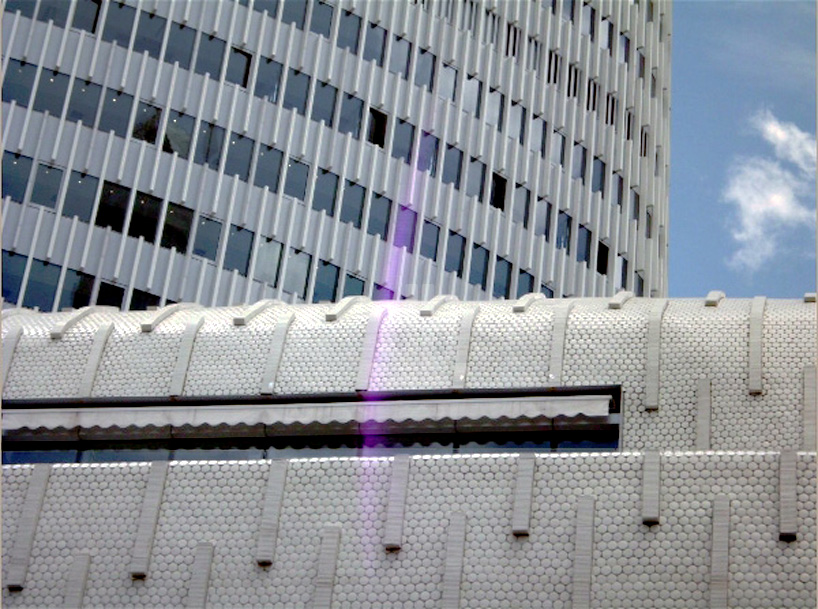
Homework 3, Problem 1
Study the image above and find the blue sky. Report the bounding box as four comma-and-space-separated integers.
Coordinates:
669, 0, 816, 297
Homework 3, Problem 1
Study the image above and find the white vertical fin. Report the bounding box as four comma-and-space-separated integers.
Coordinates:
384, 455, 411, 551
255, 461, 288, 566
6, 464, 51, 591
511, 454, 536, 536
129, 462, 170, 579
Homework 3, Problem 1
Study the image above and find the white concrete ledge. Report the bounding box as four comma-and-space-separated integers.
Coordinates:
513, 292, 544, 313
803, 366, 817, 451
184, 543, 214, 609
778, 451, 797, 541
645, 299, 668, 410
420, 294, 458, 317
572, 495, 595, 609
641, 451, 661, 525
259, 312, 295, 395
62, 553, 91, 609
2, 325, 23, 387
78, 322, 114, 397
325, 295, 369, 321
608, 290, 634, 309
803, 293, 816, 303
452, 305, 479, 388
705, 291, 726, 307
511, 454, 536, 536
441, 512, 467, 609
6, 464, 51, 592
169, 316, 206, 396
549, 300, 575, 385
384, 455, 411, 550
748, 296, 766, 395
355, 307, 387, 391
256, 461, 288, 567
696, 379, 712, 451
313, 526, 341, 609
141, 303, 200, 332
233, 299, 282, 326
710, 496, 731, 609
129, 462, 169, 579
50, 306, 96, 339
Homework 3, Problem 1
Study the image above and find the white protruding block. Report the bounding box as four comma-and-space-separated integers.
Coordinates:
141, 303, 200, 332
748, 296, 766, 395
325, 295, 369, 321
129, 462, 169, 579
419, 294, 458, 317
355, 307, 387, 391
259, 312, 295, 395
256, 461, 288, 566
2, 325, 23, 387
169, 316, 205, 396
803, 292, 816, 303
572, 495, 595, 609
803, 366, 817, 451
641, 451, 661, 525
184, 543, 214, 609
511, 454, 536, 536
313, 526, 342, 609
62, 554, 91, 609
512, 292, 544, 313
710, 496, 731, 609
50, 306, 96, 339
695, 378, 712, 451
549, 300, 575, 385
6, 464, 51, 592
233, 299, 282, 326
384, 455, 411, 550
452, 305, 479, 388
607, 290, 634, 309
778, 451, 797, 541
645, 299, 668, 410
705, 290, 726, 307
441, 512, 467, 609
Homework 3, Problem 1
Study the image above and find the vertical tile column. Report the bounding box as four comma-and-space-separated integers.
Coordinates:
184, 543, 214, 609
709, 495, 731, 609
641, 451, 661, 525
255, 461, 289, 567
778, 451, 797, 542
571, 495, 595, 609
62, 553, 92, 609
384, 455, 411, 551
441, 512, 467, 609
129, 462, 170, 579
695, 378, 712, 451
511, 454, 536, 536
6, 464, 51, 592
313, 526, 342, 609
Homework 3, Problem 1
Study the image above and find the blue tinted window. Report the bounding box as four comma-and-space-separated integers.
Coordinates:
97, 282, 124, 308
2, 250, 27, 304
312, 169, 338, 216
98, 88, 134, 138
283, 69, 310, 115
313, 260, 339, 303
226, 47, 252, 88
367, 193, 392, 241
445, 232, 465, 277
283, 248, 311, 299
534, 198, 552, 239
33, 71, 69, 116
311, 81, 337, 126
442, 145, 462, 189
30, 164, 63, 209
493, 257, 511, 298
466, 158, 485, 202
224, 225, 254, 276
389, 36, 411, 79
193, 217, 223, 261
417, 132, 439, 176
4, 0, 35, 19
253, 0, 279, 16
23, 259, 61, 312
394, 205, 417, 252
255, 237, 283, 286
2, 152, 33, 203
194, 121, 225, 170
128, 191, 162, 243
337, 10, 361, 54
164, 22, 196, 70
254, 145, 283, 191
101, 2, 136, 46
343, 274, 365, 296
392, 120, 415, 164
195, 35, 226, 78
414, 49, 435, 90
163, 111, 195, 159
517, 270, 534, 297
420, 221, 439, 261
338, 94, 364, 139
62, 172, 98, 222
224, 133, 255, 181
469, 244, 489, 289
373, 284, 394, 301
133, 102, 162, 144
340, 181, 364, 228
284, 158, 309, 200
59, 269, 94, 310
310, 1, 333, 38
2, 59, 37, 108
161, 203, 194, 253
281, 0, 307, 28
363, 22, 387, 66
557, 211, 572, 253
255, 57, 283, 102
37, 0, 69, 27
133, 11, 166, 58
66, 80, 101, 125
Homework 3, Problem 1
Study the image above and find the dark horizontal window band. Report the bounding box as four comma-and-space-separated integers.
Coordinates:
3, 385, 621, 413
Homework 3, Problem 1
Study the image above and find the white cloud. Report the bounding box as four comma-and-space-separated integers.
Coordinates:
723, 111, 815, 272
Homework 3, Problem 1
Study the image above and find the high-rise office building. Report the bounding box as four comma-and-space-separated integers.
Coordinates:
2, 0, 670, 310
